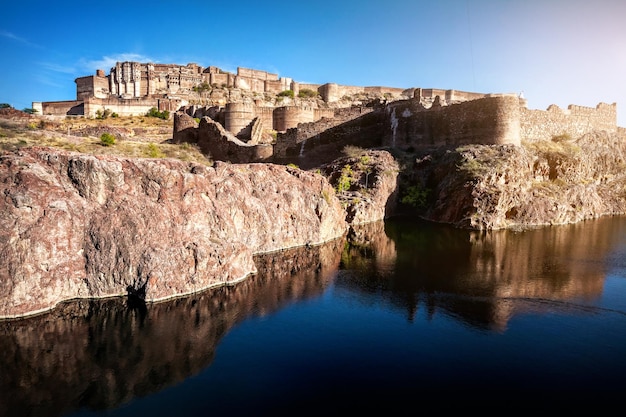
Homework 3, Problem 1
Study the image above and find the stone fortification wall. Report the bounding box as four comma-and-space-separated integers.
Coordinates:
173, 113, 272, 163
319, 84, 408, 103
237, 67, 278, 81
383, 95, 522, 149
273, 106, 317, 132
36, 100, 84, 116
75, 75, 109, 100
414, 88, 490, 106
364, 86, 407, 97
520, 102, 617, 141
299, 83, 322, 94
83, 97, 182, 118
224, 102, 256, 136
254, 107, 274, 133
274, 106, 376, 158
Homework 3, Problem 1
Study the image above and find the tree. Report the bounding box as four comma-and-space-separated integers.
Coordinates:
0, 103, 12, 109
22, 108, 38, 114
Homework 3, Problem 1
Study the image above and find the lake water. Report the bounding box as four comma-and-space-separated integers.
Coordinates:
1, 217, 626, 416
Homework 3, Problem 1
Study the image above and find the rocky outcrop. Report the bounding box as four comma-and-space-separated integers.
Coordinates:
321, 149, 400, 225
0, 147, 347, 318
405, 131, 626, 229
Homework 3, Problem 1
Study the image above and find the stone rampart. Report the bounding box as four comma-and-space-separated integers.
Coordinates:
224, 102, 256, 136
273, 106, 317, 132
37, 100, 84, 116
383, 95, 522, 149
274, 106, 379, 161
520, 102, 617, 141
83, 97, 181, 118
173, 113, 272, 163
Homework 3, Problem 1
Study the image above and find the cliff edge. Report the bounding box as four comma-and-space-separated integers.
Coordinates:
0, 148, 348, 318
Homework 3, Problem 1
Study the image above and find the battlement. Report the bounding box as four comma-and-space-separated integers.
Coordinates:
521, 102, 617, 141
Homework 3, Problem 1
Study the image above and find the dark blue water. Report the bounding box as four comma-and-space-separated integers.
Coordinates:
2, 217, 626, 416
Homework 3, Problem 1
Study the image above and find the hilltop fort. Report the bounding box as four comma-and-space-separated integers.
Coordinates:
34, 61, 619, 165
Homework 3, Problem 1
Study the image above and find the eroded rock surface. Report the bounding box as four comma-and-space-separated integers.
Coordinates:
408, 131, 626, 229
321, 149, 400, 225
0, 147, 347, 318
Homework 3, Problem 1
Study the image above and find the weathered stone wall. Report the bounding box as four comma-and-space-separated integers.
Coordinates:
383, 95, 522, 149
520, 102, 617, 141
173, 113, 273, 163
75, 75, 109, 100
37, 100, 84, 116
273, 106, 317, 132
224, 102, 256, 136
274, 106, 375, 157
415, 88, 489, 105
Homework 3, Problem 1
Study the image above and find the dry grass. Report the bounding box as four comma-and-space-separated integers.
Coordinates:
0, 115, 212, 166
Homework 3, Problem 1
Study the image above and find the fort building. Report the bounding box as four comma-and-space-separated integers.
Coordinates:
34, 61, 620, 166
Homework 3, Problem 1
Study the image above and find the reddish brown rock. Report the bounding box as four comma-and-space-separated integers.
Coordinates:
0, 147, 347, 318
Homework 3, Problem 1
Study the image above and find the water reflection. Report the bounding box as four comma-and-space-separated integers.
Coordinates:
0, 238, 344, 417
2, 217, 626, 416
340, 217, 626, 331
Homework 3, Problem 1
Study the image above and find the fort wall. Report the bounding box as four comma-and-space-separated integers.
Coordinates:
520, 102, 617, 141
37, 100, 84, 116
75, 75, 109, 100
274, 106, 375, 157
382, 95, 523, 149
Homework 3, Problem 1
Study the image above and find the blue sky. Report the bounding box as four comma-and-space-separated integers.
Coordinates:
2, 0, 625, 126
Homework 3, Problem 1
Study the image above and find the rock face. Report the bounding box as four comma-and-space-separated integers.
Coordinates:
0, 147, 347, 318
407, 131, 626, 229
321, 149, 400, 225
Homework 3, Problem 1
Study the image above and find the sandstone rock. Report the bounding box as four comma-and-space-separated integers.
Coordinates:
321, 149, 400, 225
0, 147, 347, 318
407, 131, 626, 230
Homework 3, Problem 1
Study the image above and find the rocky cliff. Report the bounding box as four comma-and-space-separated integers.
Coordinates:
405, 130, 626, 229
0, 147, 348, 318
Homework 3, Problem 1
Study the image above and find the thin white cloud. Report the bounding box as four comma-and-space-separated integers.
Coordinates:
0, 30, 42, 48
79, 53, 155, 72
38, 62, 77, 74
34, 75, 64, 89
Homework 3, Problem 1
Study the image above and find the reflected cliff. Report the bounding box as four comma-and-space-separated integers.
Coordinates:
0, 237, 345, 417
2, 217, 626, 417
338, 217, 626, 331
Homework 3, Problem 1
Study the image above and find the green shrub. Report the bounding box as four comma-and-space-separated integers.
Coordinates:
298, 88, 317, 98
0, 103, 12, 109
336, 164, 356, 193
100, 133, 116, 147
146, 107, 170, 120
401, 184, 430, 209
146, 142, 164, 158
277, 90, 294, 98
193, 82, 211, 93
96, 109, 113, 119
22, 108, 38, 114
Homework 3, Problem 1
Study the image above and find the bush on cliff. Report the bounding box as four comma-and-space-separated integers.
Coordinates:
99, 133, 116, 147
277, 90, 294, 98
298, 88, 318, 98
146, 107, 170, 120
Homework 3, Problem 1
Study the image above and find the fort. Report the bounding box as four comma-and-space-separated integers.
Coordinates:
34, 61, 620, 165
